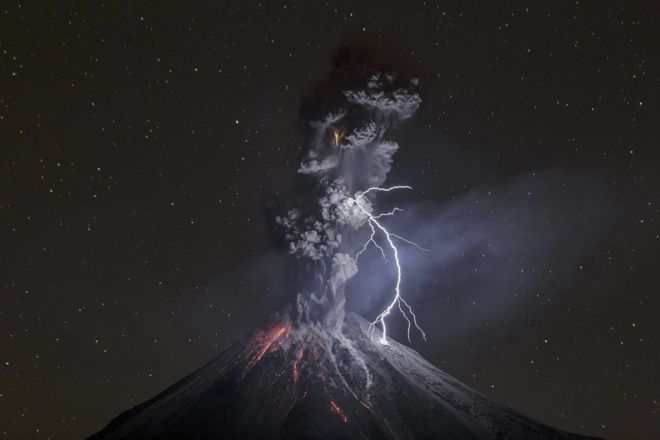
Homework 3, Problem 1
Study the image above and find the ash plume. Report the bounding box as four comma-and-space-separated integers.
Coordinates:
274, 50, 422, 332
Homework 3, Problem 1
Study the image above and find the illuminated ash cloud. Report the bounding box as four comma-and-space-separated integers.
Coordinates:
275, 184, 368, 261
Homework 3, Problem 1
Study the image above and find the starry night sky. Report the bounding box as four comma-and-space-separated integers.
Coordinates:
1, 2, 659, 439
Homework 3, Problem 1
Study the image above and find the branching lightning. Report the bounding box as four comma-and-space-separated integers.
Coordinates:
349, 186, 429, 345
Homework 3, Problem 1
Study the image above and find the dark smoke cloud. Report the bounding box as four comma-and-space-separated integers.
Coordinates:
296, 48, 421, 192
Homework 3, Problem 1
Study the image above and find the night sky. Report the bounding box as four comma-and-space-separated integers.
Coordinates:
2, 2, 659, 439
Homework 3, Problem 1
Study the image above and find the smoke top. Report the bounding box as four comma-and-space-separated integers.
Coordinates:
297, 49, 421, 191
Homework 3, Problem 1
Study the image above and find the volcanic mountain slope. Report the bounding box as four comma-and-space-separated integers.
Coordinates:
90, 313, 598, 440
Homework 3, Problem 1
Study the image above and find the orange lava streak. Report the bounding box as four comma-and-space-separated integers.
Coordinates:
338, 374, 371, 410
329, 400, 349, 423
245, 323, 292, 371
292, 347, 304, 388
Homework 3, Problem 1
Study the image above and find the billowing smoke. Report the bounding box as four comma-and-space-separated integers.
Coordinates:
298, 73, 420, 192
274, 50, 423, 335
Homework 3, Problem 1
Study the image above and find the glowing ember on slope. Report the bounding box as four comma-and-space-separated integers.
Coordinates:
337, 373, 371, 410
292, 347, 304, 388
329, 400, 349, 423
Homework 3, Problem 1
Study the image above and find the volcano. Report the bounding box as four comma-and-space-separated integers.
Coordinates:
91, 59, 600, 440
90, 313, 596, 440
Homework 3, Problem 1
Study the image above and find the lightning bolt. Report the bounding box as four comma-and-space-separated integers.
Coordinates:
349, 186, 429, 345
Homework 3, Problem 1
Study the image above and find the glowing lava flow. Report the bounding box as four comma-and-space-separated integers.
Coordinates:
329, 400, 349, 423
350, 186, 428, 345
244, 323, 292, 372
292, 347, 304, 389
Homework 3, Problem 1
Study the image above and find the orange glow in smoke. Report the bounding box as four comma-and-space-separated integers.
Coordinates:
332, 128, 345, 147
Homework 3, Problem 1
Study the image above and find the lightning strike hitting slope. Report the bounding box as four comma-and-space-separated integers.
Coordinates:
349, 185, 429, 344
